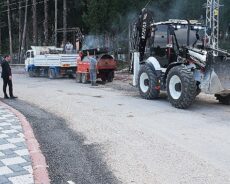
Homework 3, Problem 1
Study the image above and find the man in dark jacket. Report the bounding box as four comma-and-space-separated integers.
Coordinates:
1, 55, 17, 99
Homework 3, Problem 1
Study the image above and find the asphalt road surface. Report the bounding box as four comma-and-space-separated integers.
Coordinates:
2, 69, 230, 184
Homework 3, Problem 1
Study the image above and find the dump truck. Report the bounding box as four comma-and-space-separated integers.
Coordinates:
25, 46, 80, 79
129, 8, 230, 109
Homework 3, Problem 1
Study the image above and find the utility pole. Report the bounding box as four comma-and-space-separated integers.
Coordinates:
55, 0, 58, 46
7, 0, 13, 56
18, 1, 22, 63
20, 0, 28, 63
44, 0, 48, 45
63, 0, 67, 44
32, 0, 38, 45
19, 1, 22, 47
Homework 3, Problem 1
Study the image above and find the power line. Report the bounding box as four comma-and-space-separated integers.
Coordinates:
0, 0, 49, 13
0, 0, 26, 6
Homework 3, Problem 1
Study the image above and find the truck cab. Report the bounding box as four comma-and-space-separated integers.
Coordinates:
25, 50, 35, 71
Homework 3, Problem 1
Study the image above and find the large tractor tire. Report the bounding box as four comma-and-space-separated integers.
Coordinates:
215, 94, 230, 105
48, 69, 56, 79
138, 64, 160, 99
81, 73, 87, 84
76, 73, 82, 83
167, 65, 197, 109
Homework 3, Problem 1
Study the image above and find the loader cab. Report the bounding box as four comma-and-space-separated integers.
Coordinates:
149, 20, 205, 68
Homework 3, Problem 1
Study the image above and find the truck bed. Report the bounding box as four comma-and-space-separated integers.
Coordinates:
32, 54, 79, 67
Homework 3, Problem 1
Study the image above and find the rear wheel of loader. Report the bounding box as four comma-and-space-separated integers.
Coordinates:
215, 94, 230, 105
138, 64, 160, 99
167, 65, 197, 109
76, 73, 82, 83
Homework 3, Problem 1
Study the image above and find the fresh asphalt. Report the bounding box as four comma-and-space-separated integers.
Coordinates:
3, 99, 120, 184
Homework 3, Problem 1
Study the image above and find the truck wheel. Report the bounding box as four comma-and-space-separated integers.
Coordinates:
28, 69, 35, 77
48, 69, 56, 79
138, 64, 160, 99
81, 73, 87, 84
107, 71, 114, 82
34, 69, 40, 77
215, 94, 230, 105
76, 73, 82, 83
167, 65, 197, 109
68, 74, 74, 79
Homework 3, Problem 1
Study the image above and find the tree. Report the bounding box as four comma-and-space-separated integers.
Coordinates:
18, 1, 22, 61
63, 0, 67, 43
7, 0, 13, 56
20, 0, 29, 63
55, 0, 57, 46
44, 0, 48, 45
32, 0, 38, 45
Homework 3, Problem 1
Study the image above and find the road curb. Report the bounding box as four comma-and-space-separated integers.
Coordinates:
0, 101, 50, 184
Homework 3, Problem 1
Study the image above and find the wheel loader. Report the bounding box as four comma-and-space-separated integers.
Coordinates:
130, 9, 230, 109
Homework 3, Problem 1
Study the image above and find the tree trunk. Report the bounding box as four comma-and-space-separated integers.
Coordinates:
20, 0, 28, 64
55, 0, 58, 46
44, 0, 48, 45
32, 0, 38, 45
63, 0, 67, 44
18, 1, 22, 62
7, 0, 13, 56
0, 28, 1, 54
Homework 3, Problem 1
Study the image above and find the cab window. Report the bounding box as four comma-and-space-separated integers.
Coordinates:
26, 52, 30, 58
31, 51, 34, 58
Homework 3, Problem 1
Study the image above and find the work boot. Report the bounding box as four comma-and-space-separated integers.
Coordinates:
10, 96, 18, 99
92, 82, 98, 86
4, 95, 9, 99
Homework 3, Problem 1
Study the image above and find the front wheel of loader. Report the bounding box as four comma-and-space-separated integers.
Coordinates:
138, 64, 160, 99
167, 65, 197, 109
215, 94, 230, 105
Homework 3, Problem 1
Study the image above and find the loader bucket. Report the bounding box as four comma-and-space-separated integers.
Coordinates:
200, 52, 230, 94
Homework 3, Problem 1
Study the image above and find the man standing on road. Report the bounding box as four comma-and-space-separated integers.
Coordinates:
87, 51, 98, 86
1, 55, 17, 99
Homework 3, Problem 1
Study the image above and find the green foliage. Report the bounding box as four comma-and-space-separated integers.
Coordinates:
0, 0, 230, 53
